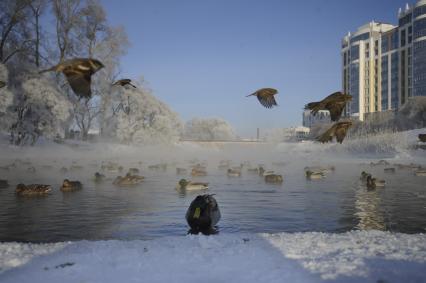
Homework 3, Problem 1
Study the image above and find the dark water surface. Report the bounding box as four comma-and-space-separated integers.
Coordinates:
0, 160, 425, 242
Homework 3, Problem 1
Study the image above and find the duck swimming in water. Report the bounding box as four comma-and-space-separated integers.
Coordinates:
264, 174, 283, 184
60, 179, 83, 192
305, 170, 325, 180
186, 194, 221, 235
366, 175, 385, 189
94, 172, 106, 183
414, 169, 426, 177
191, 167, 207, 177
113, 173, 144, 186
227, 168, 241, 177
15, 184, 51, 196
176, 179, 208, 191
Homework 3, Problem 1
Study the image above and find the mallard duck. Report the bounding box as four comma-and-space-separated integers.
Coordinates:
304, 166, 335, 174
113, 174, 144, 187
60, 179, 83, 192
414, 169, 426, 177
126, 172, 144, 182
360, 171, 371, 181
305, 91, 352, 121
176, 168, 187, 175
264, 174, 283, 184
191, 167, 207, 177
305, 170, 325, 179
227, 168, 241, 177
94, 172, 106, 183
16, 184, 51, 196
186, 194, 221, 235
366, 175, 385, 189
176, 179, 208, 191
0, 180, 9, 188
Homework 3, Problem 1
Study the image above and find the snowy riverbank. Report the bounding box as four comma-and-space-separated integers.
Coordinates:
1, 231, 426, 283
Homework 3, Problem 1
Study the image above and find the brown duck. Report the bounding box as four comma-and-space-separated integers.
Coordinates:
246, 88, 278, 109
60, 179, 83, 192
16, 184, 51, 196
305, 92, 352, 121
39, 58, 104, 98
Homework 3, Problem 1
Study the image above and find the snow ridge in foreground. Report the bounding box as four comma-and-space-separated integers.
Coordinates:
1, 231, 426, 283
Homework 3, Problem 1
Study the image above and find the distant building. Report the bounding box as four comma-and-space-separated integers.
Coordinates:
341, 0, 426, 121
303, 110, 331, 128
264, 127, 310, 142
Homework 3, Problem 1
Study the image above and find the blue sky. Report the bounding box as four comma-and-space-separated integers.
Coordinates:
101, 0, 409, 137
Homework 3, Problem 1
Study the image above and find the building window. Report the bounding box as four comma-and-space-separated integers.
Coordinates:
401, 29, 406, 47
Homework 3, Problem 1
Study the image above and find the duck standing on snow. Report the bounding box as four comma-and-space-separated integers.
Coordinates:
186, 194, 221, 235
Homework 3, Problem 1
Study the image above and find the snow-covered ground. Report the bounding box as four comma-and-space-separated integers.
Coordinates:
1, 231, 426, 283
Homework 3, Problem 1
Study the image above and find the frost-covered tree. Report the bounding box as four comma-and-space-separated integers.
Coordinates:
104, 82, 182, 145
0, 0, 33, 64
0, 64, 13, 131
9, 77, 72, 145
184, 118, 236, 141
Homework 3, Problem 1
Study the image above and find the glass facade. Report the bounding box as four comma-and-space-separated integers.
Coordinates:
350, 45, 360, 60
381, 56, 389, 110
350, 63, 360, 114
414, 4, 426, 17
391, 52, 399, 109
413, 18, 426, 39
399, 13, 412, 26
413, 40, 426, 96
350, 32, 370, 43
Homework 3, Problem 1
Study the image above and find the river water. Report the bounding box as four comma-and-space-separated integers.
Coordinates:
0, 145, 425, 242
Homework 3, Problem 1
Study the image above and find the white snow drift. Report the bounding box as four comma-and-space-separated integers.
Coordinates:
1, 231, 426, 283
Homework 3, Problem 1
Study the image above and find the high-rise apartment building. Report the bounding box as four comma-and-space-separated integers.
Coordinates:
341, 0, 426, 121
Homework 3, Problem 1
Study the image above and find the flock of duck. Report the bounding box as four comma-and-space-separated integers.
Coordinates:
1, 157, 426, 234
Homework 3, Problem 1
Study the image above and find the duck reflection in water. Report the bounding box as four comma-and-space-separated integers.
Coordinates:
355, 183, 386, 231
